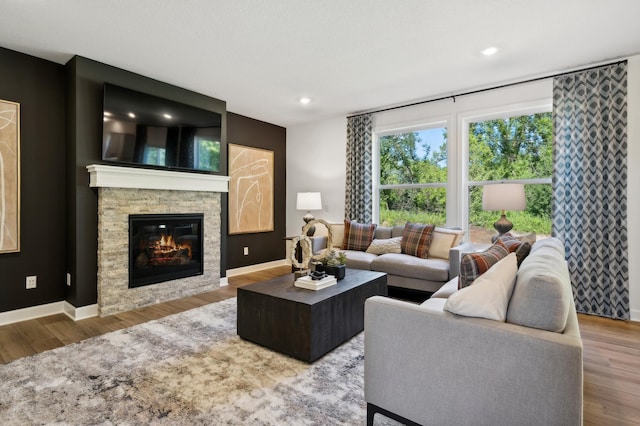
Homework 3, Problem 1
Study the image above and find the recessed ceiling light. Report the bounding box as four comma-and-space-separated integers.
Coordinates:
103, 111, 112, 117
128, 112, 136, 118
163, 113, 172, 119
481, 46, 498, 56
299, 97, 311, 105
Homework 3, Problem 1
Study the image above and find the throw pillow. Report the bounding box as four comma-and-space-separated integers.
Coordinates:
343, 220, 377, 251
366, 236, 402, 255
495, 235, 531, 266
444, 253, 518, 321
459, 243, 509, 288
401, 222, 435, 258
427, 227, 466, 259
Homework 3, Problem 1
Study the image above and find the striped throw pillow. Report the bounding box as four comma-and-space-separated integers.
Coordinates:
495, 235, 532, 266
343, 220, 377, 251
459, 243, 509, 289
401, 222, 435, 258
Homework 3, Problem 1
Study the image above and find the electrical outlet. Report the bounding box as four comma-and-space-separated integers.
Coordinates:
243, 247, 249, 256
66, 273, 72, 286
26, 275, 37, 289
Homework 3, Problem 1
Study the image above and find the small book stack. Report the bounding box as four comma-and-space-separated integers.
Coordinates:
294, 275, 337, 290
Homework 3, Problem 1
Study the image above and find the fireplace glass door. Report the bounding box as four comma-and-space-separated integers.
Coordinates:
129, 213, 204, 288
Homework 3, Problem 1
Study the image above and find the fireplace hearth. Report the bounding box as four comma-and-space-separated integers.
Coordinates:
129, 213, 204, 288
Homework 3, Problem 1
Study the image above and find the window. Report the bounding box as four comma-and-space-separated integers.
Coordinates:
466, 112, 553, 243
377, 126, 448, 227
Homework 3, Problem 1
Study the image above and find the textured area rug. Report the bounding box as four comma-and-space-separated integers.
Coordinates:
0, 298, 398, 425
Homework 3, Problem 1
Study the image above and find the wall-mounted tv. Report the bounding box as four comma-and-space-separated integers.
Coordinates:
102, 83, 222, 173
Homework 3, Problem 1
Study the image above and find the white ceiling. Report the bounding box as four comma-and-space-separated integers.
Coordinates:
1, 0, 640, 127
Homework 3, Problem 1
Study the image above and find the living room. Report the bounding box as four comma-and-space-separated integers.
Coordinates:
1, 1, 640, 424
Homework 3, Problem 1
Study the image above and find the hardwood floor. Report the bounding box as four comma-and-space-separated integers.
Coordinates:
1, 265, 639, 425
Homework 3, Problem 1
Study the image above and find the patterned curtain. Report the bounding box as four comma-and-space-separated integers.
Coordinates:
552, 62, 629, 320
345, 114, 373, 223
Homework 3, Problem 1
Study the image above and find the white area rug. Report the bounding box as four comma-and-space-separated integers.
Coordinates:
0, 298, 398, 425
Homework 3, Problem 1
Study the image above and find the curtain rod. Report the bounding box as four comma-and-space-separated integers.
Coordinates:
348, 59, 627, 119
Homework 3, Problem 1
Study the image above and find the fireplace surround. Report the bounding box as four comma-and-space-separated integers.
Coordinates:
88, 164, 229, 316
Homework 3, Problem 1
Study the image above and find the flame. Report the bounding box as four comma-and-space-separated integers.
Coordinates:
149, 233, 192, 258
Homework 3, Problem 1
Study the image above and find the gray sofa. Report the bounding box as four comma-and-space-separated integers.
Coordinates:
312, 224, 470, 294
364, 237, 583, 426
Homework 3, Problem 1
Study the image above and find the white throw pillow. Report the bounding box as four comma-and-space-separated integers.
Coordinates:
428, 227, 465, 259
366, 237, 402, 255
444, 253, 517, 321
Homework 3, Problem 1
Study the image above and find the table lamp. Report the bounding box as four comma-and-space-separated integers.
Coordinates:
482, 183, 526, 242
296, 192, 322, 236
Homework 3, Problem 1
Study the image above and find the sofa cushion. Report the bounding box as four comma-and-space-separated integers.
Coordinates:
366, 236, 402, 255
342, 249, 379, 270
343, 220, 377, 251
329, 223, 345, 249
459, 243, 509, 288
530, 236, 565, 256
430, 277, 459, 298
506, 238, 572, 332
401, 222, 435, 258
371, 253, 449, 282
444, 253, 518, 321
495, 234, 531, 266
428, 227, 466, 260
374, 226, 393, 240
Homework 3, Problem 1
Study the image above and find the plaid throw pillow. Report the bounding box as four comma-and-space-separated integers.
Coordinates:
401, 222, 435, 258
459, 243, 509, 289
343, 220, 377, 251
495, 235, 532, 266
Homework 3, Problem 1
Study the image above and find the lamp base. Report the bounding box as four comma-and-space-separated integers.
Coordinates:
491, 212, 513, 243
303, 213, 316, 237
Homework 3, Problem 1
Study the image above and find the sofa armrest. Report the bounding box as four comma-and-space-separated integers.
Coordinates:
310, 235, 328, 255
364, 296, 583, 426
448, 241, 476, 278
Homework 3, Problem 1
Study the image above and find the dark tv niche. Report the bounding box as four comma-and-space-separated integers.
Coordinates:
102, 83, 222, 173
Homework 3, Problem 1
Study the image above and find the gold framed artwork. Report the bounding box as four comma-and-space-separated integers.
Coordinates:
228, 144, 274, 234
0, 99, 20, 254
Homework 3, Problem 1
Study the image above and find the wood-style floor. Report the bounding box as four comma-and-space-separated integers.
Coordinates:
1, 265, 639, 425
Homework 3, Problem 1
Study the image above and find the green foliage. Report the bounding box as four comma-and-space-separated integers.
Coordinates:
378, 113, 553, 235
322, 249, 347, 266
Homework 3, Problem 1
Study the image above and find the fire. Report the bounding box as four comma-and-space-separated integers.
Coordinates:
146, 233, 193, 261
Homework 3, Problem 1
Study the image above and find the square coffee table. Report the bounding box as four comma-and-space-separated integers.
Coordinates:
237, 269, 387, 362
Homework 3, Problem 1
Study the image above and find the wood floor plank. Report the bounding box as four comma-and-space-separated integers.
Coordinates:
0, 266, 639, 424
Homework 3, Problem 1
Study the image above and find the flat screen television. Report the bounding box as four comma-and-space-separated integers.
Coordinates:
102, 83, 222, 173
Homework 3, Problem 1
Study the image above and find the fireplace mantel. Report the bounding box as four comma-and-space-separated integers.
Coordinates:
87, 164, 229, 192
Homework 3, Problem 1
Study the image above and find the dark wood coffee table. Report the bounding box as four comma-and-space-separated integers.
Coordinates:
237, 269, 387, 362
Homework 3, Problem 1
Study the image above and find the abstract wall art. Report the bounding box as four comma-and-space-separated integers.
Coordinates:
228, 144, 274, 234
0, 99, 20, 253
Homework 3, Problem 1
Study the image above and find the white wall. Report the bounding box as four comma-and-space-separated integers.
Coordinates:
286, 116, 347, 236
287, 56, 640, 321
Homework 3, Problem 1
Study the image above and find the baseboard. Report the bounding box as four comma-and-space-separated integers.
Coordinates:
0, 301, 65, 326
0, 301, 99, 326
226, 259, 290, 277
631, 308, 640, 322
220, 277, 229, 287
63, 302, 99, 321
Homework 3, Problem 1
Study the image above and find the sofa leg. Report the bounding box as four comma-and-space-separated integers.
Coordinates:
367, 402, 422, 426
366, 403, 376, 426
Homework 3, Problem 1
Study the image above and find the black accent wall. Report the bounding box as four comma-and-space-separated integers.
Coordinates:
65, 56, 228, 308
0, 47, 66, 312
0, 49, 287, 314
226, 113, 287, 269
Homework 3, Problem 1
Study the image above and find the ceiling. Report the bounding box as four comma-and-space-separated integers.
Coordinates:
2, 0, 640, 127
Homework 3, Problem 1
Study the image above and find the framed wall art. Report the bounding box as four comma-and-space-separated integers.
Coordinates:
228, 144, 274, 234
0, 99, 20, 254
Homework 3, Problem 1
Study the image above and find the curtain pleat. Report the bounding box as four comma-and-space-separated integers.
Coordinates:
345, 114, 373, 223
552, 62, 629, 319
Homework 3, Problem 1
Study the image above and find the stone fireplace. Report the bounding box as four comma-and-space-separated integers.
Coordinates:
88, 164, 229, 316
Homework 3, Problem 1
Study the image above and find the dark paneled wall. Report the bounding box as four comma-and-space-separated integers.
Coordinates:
66, 56, 227, 308
226, 113, 286, 269
0, 48, 66, 313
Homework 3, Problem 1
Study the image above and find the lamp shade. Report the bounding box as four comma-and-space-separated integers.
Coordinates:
482, 183, 526, 211
296, 192, 322, 211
